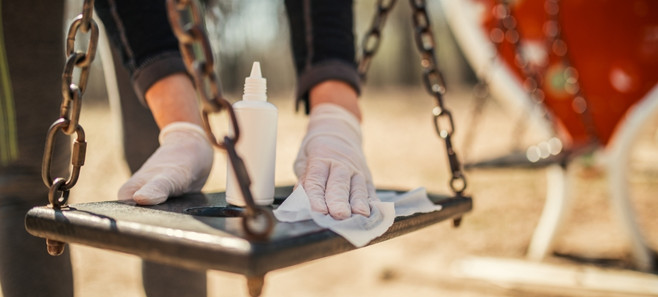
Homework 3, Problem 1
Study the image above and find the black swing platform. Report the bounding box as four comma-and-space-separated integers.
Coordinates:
25, 186, 472, 277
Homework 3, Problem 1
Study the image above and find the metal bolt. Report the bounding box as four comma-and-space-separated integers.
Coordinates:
247, 275, 265, 297
453, 217, 463, 228
46, 239, 66, 256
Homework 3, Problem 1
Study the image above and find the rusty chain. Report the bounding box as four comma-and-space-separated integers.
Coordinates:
358, 0, 398, 79
358, 0, 467, 196
462, 0, 553, 161
166, 0, 273, 238
409, 0, 467, 196
41, 0, 97, 209
495, 0, 599, 146
493, 0, 555, 150
542, 0, 599, 144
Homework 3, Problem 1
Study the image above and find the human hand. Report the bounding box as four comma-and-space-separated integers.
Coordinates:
294, 103, 377, 220
118, 122, 214, 205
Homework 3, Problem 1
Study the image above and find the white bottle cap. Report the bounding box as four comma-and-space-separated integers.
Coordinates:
243, 61, 267, 101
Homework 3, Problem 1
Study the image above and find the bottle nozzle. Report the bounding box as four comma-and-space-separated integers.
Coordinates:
250, 61, 262, 78
243, 61, 267, 101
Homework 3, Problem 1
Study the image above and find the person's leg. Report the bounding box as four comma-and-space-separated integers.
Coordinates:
109, 45, 160, 173
141, 261, 207, 297
108, 33, 207, 297
0, 1, 74, 296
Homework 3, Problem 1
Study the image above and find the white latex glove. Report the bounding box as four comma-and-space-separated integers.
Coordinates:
294, 103, 377, 220
118, 122, 214, 205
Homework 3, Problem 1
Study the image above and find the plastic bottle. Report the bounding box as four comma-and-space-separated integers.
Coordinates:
226, 62, 278, 206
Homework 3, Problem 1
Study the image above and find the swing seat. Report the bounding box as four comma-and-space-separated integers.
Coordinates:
25, 186, 471, 277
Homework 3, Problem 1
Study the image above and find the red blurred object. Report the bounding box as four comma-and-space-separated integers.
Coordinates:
478, 0, 658, 146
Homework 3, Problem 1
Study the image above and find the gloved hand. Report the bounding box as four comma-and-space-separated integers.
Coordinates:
294, 103, 377, 220
118, 122, 214, 205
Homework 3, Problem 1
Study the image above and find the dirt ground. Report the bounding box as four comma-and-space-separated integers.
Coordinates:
6, 86, 657, 296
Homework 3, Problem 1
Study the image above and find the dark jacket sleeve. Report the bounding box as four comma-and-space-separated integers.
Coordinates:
95, 0, 187, 104
284, 0, 361, 113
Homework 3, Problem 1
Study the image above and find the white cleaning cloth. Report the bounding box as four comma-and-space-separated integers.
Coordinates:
273, 185, 442, 247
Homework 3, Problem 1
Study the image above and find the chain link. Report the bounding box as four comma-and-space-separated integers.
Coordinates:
66, 15, 99, 69
60, 54, 85, 135
41, 0, 97, 209
357, 0, 398, 79
224, 137, 274, 238
166, 0, 273, 238
167, 0, 226, 114
409, 0, 467, 195
358, 0, 468, 196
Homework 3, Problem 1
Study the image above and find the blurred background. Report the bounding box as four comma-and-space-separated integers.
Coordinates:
5, 0, 655, 296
